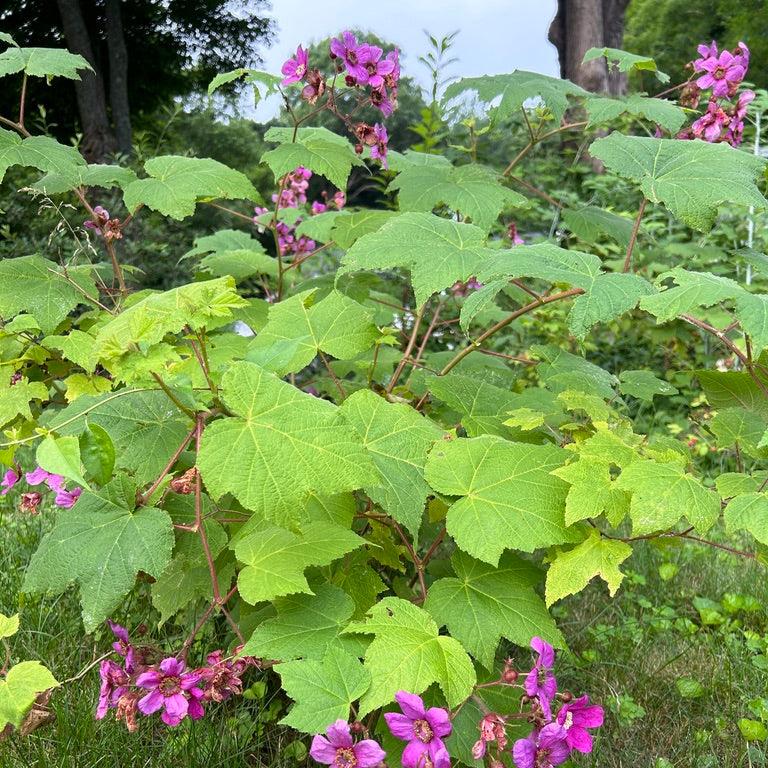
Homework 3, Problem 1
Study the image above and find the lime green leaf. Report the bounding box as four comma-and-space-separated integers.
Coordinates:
640, 268, 740, 322
207, 68, 281, 102
233, 518, 364, 604
277, 648, 371, 734
675, 677, 705, 699
34, 163, 137, 194
723, 493, 768, 546
345, 597, 476, 715
248, 289, 378, 375
47, 389, 192, 485
331, 210, 398, 249
340, 212, 490, 307
263, 127, 364, 190
94, 277, 245, 361
43, 330, 99, 372
531, 344, 617, 399
35, 434, 89, 488
552, 458, 630, 526
586, 94, 685, 132
23, 475, 173, 630
739, 719, 768, 741
590, 134, 767, 231
698, 370, 768, 418
0, 254, 96, 333
295, 211, 344, 243
615, 459, 719, 535
710, 407, 768, 457
0, 613, 19, 640
0, 46, 90, 79
0, 661, 59, 731
562, 205, 634, 248
425, 435, 577, 564
242, 584, 364, 660
426, 550, 563, 668
546, 528, 632, 606
583, 47, 668, 81
390, 163, 527, 232
619, 370, 678, 401
0, 377, 48, 429
444, 71, 586, 124
0, 129, 86, 183
183, 228, 276, 281
341, 390, 444, 540
79, 425, 115, 486
198, 362, 377, 525
123, 156, 259, 219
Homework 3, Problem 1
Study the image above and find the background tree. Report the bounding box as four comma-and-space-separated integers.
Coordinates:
548, 0, 631, 94
0, 0, 274, 160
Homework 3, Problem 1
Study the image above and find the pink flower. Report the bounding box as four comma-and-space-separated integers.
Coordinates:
512, 724, 571, 768
1, 468, 19, 495
333, 191, 346, 209
136, 657, 204, 726
281, 45, 308, 85
693, 41, 718, 70
556, 695, 604, 754
107, 620, 136, 671
371, 86, 394, 117
360, 46, 395, 90
330, 31, 370, 84
370, 124, 389, 168
508, 222, 524, 245
84, 205, 110, 236
96, 659, 130, 719
691, 99, 730, 142
726, 89, 755, 146
524, 637, 557, 719
310, 720, 386, 768
54, 486, 81, 508
384, 691, 451, 768
695, 48, 745, 98
26, 466, 61, 487
312, 201, 328, 215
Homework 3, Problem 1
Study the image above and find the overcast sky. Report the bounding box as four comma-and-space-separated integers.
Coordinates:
252, 0, 559, 119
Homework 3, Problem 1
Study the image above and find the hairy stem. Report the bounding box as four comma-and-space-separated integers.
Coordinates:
622, 198, 647, 273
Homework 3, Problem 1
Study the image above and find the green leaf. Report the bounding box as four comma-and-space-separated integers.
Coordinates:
47, 389, 192, 485
675, 677, 705, 699
619, 370, 678, 401
248, 289, 378, 375
552, 458, 630, 526
562, 205, 634, 248
197, 362, 377, 525
425, 550, 563, 668
0, 613, 19, 639
263, 127, 364, 190
0, 661, 59, 731
0, 46, 90, 79
242, 584, 364, 660
739, 719, 768, 741
183, 228, 276, 281
710, 407, 768, 457
23, 475, 174, 630
586, 94, 685, 132
583, 47, 668, 81
207, 68, 281, 103
545, 528, 632, 606
277, 648, 371, 734
425, 435, 578, 564
36, 434, 89, 488
345, 597, 476, 715
123, 155, 259, 219
341, 390, 444, 540
0, 377, 48, 429
640, 268, 740, 322
389, 163, 527, 232
295, 211, 344, 243
34, 163, 137, 194
590, 134, 767, 231
531, 344, 617, 399
331, 210, 398, 249
723, 493, 768, 546
0, 254, 95, 333
340, 212, 490, 307
444, 71, 586, 125
79, 425, 115, 486
615, 459, 719, 535
0, 129, 86, 183
233, 518, 364, 604
43, 330, 99, 372
94, 277, 245, 361
698, 370, 768, 418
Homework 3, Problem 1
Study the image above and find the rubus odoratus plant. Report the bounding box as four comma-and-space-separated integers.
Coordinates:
0, 28, 766, 767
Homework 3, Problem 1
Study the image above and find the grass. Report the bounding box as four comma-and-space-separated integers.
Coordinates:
1, 501, 767, 767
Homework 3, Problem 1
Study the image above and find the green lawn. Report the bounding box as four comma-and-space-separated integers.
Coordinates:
2, 504, 766, 767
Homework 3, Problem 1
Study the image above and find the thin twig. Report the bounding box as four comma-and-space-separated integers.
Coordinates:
386, 304, 427, 395
622, 198, 647, 273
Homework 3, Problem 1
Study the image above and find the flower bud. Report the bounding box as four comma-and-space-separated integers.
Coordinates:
561, 690, 573, 703
502, 667, 518, 683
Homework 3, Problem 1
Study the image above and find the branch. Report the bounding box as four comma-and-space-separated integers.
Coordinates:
386, 304, 427, 395
622, 198, 647, 273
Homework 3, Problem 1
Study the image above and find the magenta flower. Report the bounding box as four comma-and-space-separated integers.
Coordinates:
384, 691, 452, 768
333, 191, 346, 209
370, 124, 389, 168
692, 100, 729, 142
96, 659, 130, 720
726, 89, 755, 146
693, 41, 717, 70
330, 31, 370, 84
1, 468, 19, 495
26, 466, 61, 487
136, 657, 203, 726
508, 222, 524, 245
54, 486, 81, 508
512, 723, 571, 768
84, 205, 110, 236
281, 45, 309, 85
107, 620, 136, 671
312, 201, 328, 215
695, 48, 745, 98
371, 86, 394, 117
310, 719, 386, 768
524, 637, 557, 719
360, 46, 395, 90
556, 694, 604, 754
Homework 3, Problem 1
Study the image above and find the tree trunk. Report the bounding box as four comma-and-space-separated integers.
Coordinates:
104, 0, 132, 154
56, 0, 116, 161
548, 0, 632, 96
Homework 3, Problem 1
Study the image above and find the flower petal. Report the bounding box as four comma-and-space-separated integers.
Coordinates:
163, 692, 188, 721
137, 689, 164, 715
353, 739, 386, 768
310, 735, 337, 764
512, 736, 536, 768
384, 712, 415, 741
395, 691, 426, 720
425, 707, 452, 738
159, 657, 184, 676
326, 719, 353, 748
401, 740, 428, 768
135, 670, 161, 689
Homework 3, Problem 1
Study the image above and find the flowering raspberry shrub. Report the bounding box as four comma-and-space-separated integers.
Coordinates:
0, 29, 767, 764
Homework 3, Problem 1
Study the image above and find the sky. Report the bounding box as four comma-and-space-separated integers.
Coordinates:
251, 0, 559, 119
